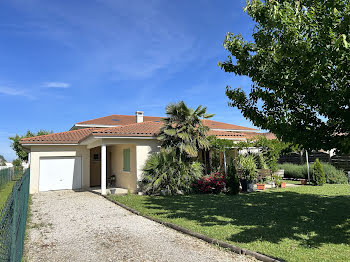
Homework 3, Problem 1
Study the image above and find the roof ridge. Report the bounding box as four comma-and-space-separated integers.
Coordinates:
76, 114, 163, 124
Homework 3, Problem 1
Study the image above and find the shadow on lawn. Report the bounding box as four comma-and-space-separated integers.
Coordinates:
142, 189, 350, 248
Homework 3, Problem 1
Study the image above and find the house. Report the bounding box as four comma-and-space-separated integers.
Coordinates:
20, 111, 269, 195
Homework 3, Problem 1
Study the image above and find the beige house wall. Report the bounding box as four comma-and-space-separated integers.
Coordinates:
109, 144, 137, 192
107, 139, 160, 192
28, 138, 160, 194
136, 140, 160, 182
29, 145, 90, 194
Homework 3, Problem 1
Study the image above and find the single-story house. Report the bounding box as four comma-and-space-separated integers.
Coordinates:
20, 111, 272, 195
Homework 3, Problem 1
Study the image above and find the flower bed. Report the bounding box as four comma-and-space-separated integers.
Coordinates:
192, 172, 226, 194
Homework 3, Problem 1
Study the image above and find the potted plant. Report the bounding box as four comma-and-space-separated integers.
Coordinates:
273, 175, 286, 188
238, 155, 258, 192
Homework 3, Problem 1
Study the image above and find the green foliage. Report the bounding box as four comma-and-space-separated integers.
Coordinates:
210, 150, 221, 172
237, 154, 257, 182
220, 0, 350, 153
254, 153, 268, 169
273, 174, 282, 187
208, 136, 236, 173
312, 159, 326, 186
208, 135, 235, 151
9, 130, 53, 161
158, 101, 214, 159
12, 158, 23, 173
0, 155, 6, 166
278, 163, 306, 179
140, 150, 203, 195
239, 137, 293, 173
322, 164, 348, 184
279, 162, 347, 184
226, 164, 240, 195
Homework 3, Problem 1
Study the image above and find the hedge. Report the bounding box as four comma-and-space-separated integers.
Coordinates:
278, 162, 348, 184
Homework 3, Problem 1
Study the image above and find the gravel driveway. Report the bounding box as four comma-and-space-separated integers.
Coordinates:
25, 191, 256, 262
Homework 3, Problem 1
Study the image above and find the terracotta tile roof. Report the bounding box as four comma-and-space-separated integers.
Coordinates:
74, 114, 258, 131
244, 132, 277, 140
92, 121, 162, 137
93, 122, 259, 139
20, 121, 274, 145
208, 130, 248, 139
75, 114, 162, 126
20, 128, 97, 144
202, 119, 258, 131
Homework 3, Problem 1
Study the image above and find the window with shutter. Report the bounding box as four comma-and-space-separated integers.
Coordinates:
123, 148, 130, 172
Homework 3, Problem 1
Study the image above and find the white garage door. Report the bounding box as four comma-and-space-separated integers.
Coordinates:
39, 157, 82, 192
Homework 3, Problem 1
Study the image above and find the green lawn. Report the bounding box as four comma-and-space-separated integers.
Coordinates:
110, 185, 350, 262
0, 180, 17, 211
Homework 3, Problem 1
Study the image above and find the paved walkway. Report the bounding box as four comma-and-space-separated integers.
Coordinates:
25, 191, 256, 262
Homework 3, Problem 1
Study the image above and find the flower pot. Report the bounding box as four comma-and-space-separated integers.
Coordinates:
280, 182, 286, 188
240, 179, 248, 192
300, 179, 307, 185
257, 184, 265, 190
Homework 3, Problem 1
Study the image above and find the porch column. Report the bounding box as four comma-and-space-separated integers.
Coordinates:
101, 144, 107, 195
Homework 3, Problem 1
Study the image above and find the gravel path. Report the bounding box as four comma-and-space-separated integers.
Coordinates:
25, 191, 256, 262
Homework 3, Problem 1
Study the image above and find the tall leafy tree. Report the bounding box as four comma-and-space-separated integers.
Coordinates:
0, 155, 6, 166
9, 130, 53, 161
158, 101, 214, 158
219, 0, 350, 153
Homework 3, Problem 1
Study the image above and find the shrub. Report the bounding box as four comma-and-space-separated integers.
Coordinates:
273, 174, 282, 187
312, 159, 326, 186
237, 154, 258, 182
140, 150, 203, 195
321, 163, 348, 184
278, 162, 347, 184
254, 153, 268, 169
226, 164, 240, 195
278, 163, 305, 179
192, 172, 226, 194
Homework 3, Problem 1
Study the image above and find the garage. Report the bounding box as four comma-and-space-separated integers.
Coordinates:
39, 157, 82, 192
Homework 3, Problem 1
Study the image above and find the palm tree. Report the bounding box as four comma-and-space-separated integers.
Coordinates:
158, 101, 214, 158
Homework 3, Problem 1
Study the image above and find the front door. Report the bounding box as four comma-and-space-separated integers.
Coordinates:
90, 147, 112, 187
90, 147, 101, 187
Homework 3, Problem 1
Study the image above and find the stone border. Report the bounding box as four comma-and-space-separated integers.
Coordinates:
97, 192, 284, 262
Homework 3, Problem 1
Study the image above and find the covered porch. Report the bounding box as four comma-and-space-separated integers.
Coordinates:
88, 143, 137, 195
83, 137, 160, 195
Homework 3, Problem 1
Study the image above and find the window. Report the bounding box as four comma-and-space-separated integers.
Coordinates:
93, 153, 100, 161
123, 148, 130, 172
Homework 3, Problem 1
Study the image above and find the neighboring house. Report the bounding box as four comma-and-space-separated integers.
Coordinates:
0, 162, 28, 170
20, 111, 271, 195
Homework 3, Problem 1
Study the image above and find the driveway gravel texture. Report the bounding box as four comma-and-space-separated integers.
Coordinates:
25, 191, 257, 262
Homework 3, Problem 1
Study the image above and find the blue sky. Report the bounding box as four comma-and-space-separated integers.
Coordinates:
0, 0, 256, 161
